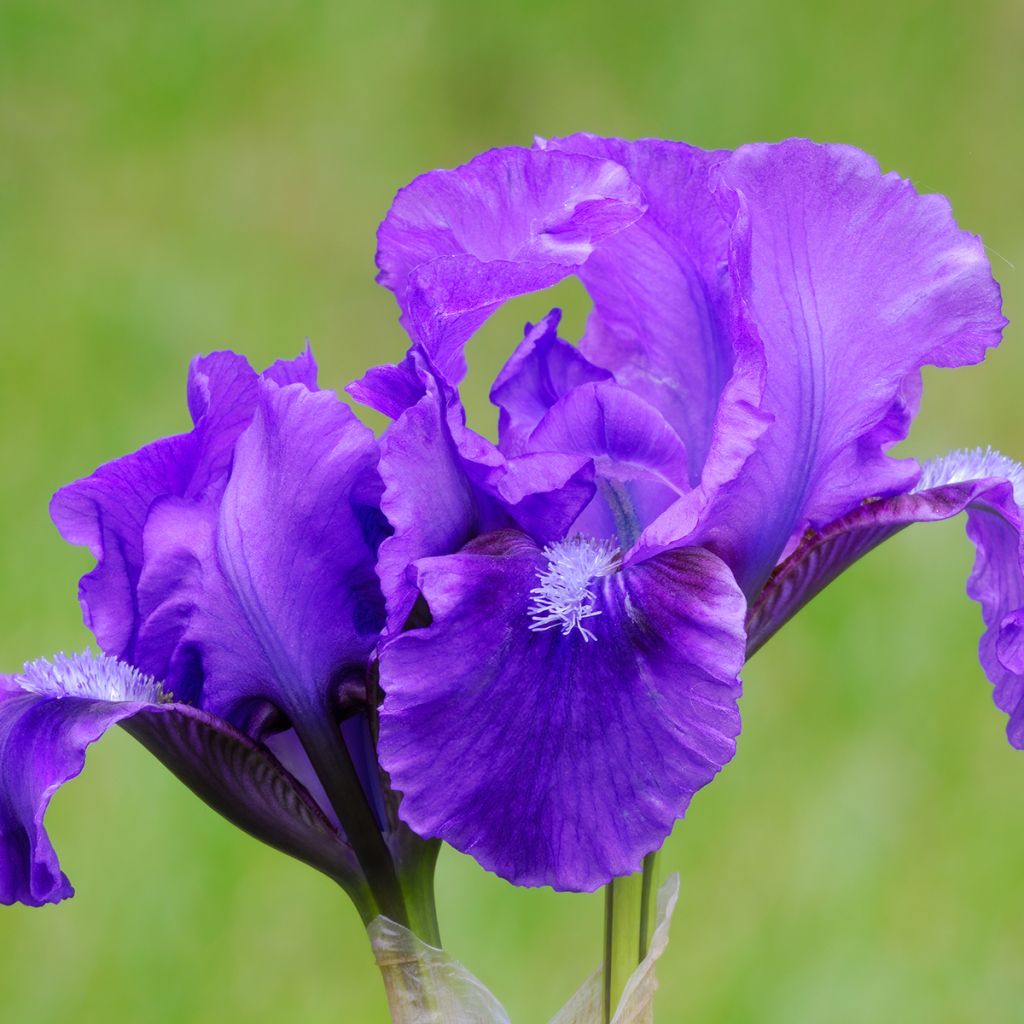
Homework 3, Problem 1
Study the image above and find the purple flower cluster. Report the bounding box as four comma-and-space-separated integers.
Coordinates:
1, 137, 1019, 916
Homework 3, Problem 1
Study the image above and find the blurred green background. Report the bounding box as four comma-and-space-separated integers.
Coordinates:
2, 1, 1022, 1020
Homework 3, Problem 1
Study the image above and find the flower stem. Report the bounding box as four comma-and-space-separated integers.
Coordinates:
295, 712, 408, 926
603, 852, 659, 1022
638, 851, 658, 959
397, 840, 442, 947
603, 875, 642, 1022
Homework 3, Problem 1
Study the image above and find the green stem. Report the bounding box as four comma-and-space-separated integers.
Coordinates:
638, 851, 659, 960
603, 853, 660, 1022
603, 872, 643, 1022
397, 840, 442, 947
366, 848, 445, 1024
295, 713, 408, 926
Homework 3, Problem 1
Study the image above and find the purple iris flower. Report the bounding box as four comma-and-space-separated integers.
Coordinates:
1, 348, 436, 935
352, 137, 1014, 892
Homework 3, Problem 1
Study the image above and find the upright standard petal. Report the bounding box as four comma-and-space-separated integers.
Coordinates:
375, 146, 645, 381
539, 135, 767, 492
490, 309, 612, 458
378, 531, 747, 891
0, 653, 356, 907
708, 141, 1006, 593
135, 378, 387, 729
746, 449, 1024, 746
50, 349, 315, 668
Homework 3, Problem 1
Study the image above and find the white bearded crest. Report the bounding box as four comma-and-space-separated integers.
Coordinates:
916, 446, 1024, 506
16, 650, 166, 703
528, 535, 621, 642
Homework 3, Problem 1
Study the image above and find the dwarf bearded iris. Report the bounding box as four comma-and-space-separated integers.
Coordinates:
352, 136, 1017, 894
1, 134, 1018, 1024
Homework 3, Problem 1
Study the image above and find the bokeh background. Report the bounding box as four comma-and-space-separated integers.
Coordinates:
2, 1, 1023, 1020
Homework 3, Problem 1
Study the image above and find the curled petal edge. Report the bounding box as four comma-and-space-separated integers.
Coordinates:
746, 470, 1024, 746
0, 653, 361, 908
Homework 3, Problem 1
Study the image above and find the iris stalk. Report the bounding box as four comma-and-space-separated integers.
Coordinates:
603, 852, 658, 1022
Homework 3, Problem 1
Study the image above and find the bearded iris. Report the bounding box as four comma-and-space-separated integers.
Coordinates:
0, 348, 439, 941
0, 134, 1017, 1024
353, 136, 1016, 894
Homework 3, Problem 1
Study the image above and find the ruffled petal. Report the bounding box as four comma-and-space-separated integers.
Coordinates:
376, 146, 646, 381
490, 309, 612, 457
747, 449, 1024, 747
51, 349, 316, 666
709, 140, 1006, 593
370, 356, 595, 634
347, 352, 428, 421
527, 381, 691, 546
375, 367, 480, 634
0, 652, 355, 907
378, 531, 746, 891
49, 428, 200, 661
539, 135, 767, 491
183, 350, 263, 493
134, 378, 387, 727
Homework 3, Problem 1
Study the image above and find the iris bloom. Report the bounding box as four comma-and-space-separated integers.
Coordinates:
0, 349, 439, 939
353, 136, 1016, 892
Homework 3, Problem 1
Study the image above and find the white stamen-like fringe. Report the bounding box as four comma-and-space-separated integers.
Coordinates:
528, 535, 620, 643
915, 445, 1024, 506
16, 650, 166, 703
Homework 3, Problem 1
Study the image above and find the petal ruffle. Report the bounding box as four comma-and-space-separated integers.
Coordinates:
378, 531, 746, 891
0, 653, 356, 907
490, 309, 612, 457
747, 453, 1024, 746
527, 381, 691, 547
375, 146, 646, 382
539, 134, 767, 492
709, 141, 1006, 593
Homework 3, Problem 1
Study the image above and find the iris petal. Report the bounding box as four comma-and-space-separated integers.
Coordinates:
490, 309, 612, 457
526, 381, 692, 546
0, 652, 356, 907
378, 531, 746, 891
134, 378, 387, 728
709, 140, 1006, 594
368, 356, 595, 634
374, 146, 646, 382
540, 134, 767, 491
747, 457, 1024, 748
50, 349, 315, 671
